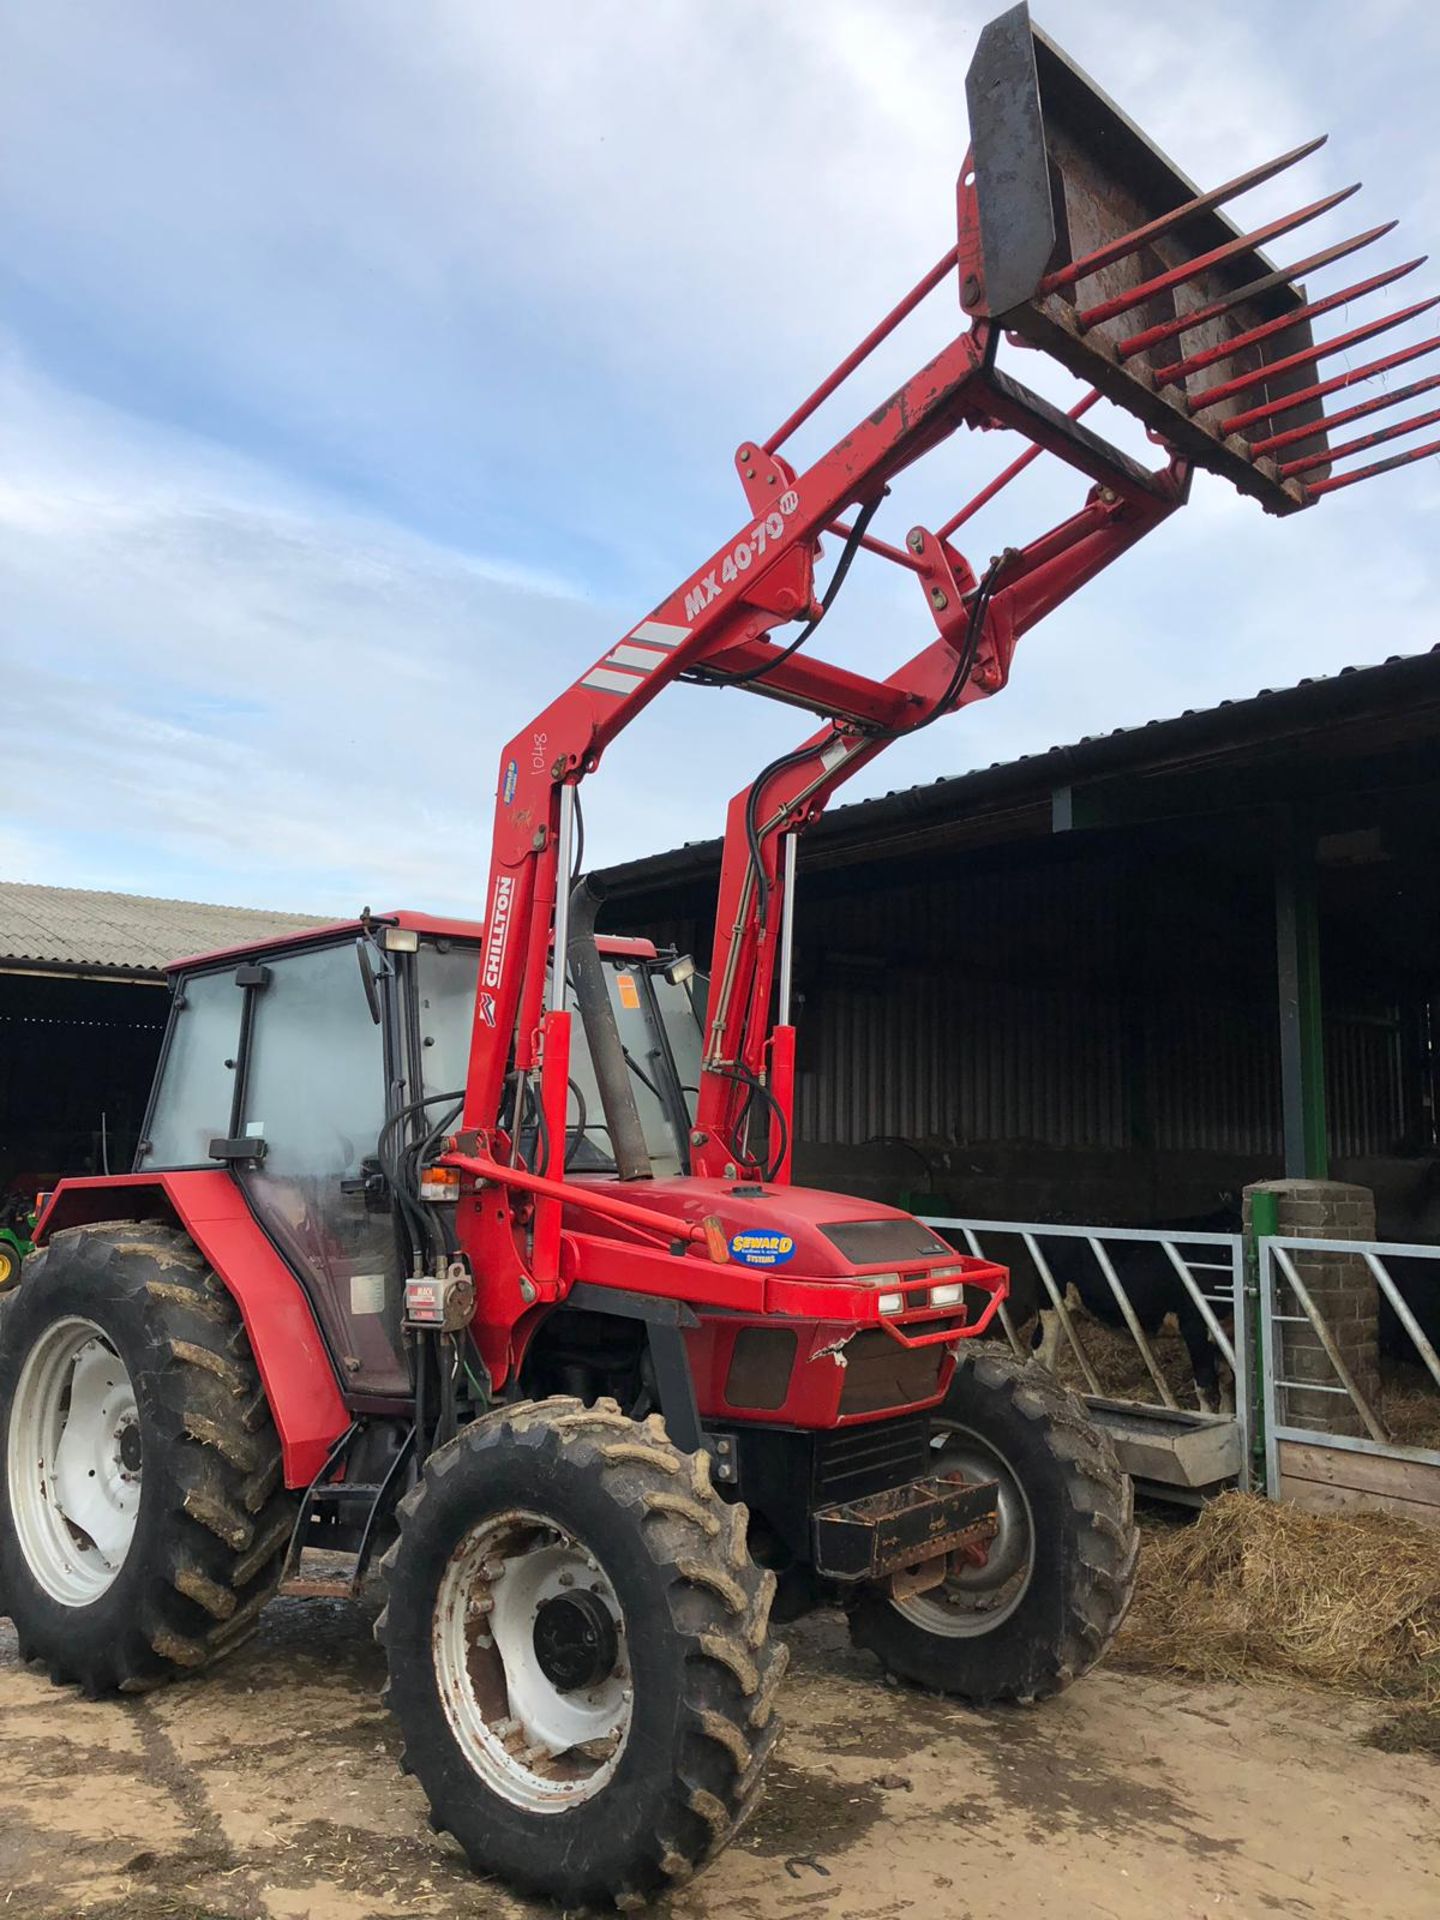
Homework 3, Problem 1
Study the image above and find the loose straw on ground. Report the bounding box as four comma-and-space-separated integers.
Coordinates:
1119, 1491, 1440, 1699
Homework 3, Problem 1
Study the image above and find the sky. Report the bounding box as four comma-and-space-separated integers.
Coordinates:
2, 0, 1438, 918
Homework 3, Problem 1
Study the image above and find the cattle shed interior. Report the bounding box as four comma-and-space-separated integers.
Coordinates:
598, 648, 1440, 1242
0, 887, 321, 1199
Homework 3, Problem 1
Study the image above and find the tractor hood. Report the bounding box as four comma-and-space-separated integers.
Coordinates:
566, 1175, 955, 1279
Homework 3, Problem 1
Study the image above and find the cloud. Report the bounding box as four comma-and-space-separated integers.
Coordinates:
0, 349, 621, 909
1, 0, 1437, 916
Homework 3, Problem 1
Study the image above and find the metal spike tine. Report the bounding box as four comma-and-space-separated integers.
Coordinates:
1280, 405, 1440, 476
1222, 332, 1440, 435
1191, 294, 1440, 414
1157, 258, 1427, 387
1304, 435, 1440, 497
1249, 370, 1440, 455
1039, 134, 1328, 295
1077, 184, 1363, 331
1117, 222, 1399, 361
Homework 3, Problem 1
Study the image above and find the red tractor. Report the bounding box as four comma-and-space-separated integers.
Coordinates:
2, 7, 1433, 1905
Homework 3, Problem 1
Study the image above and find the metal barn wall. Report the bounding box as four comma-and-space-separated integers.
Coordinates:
619, 839, 1405, 1162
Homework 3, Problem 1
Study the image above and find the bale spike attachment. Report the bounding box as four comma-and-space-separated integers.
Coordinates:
961, 4, 1440, 513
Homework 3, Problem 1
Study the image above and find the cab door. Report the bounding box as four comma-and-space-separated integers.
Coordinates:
234, 941, 409, 1395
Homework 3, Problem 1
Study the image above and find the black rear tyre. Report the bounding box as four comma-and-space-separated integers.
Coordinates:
0, 1222, 296, 1693
847, 1349, 1138, 1704
377, 1397, 786, 1908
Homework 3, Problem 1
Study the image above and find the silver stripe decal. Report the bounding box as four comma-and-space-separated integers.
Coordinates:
608, 643, 668, 671
631, 620, 690, 648
582, 666, 645, 696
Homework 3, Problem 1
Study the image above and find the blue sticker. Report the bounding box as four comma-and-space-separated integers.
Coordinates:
502, 758, 519, 805
728, 1230, 796, 1269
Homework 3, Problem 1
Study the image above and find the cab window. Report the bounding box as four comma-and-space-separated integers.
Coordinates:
140, 967, 242, 1168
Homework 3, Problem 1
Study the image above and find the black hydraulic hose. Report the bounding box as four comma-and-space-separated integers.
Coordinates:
745, 732, 840, 932
867, 549, 1012, 742
564, 1076, 589, 1171
721, 491, 886, 689
565, 875, 653, 1181
570, 788, 585, 885
713, 1059, 789, 1183
522, 1075, 553, 1179
409, 1096, 465, 1254
379, 1088, 463, 1265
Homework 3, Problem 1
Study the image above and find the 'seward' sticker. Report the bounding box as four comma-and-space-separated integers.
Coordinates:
727, 1231, 796, 1269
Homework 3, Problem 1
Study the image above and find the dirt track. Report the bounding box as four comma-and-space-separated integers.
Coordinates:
1, 1597, 1437, 1920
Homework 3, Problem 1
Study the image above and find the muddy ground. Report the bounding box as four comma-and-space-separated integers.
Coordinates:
1, 1597, 1437, 1920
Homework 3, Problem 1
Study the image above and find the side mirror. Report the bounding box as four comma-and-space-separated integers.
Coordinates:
355, 937, 393, 1027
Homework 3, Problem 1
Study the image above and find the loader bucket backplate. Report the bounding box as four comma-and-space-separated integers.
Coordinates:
961, 4, 1439, 514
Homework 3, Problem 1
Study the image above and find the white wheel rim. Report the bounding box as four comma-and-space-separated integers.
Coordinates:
7, 1316, 143, 1606
433, 1509, 632, 1813
889, 1421, 1034, 1638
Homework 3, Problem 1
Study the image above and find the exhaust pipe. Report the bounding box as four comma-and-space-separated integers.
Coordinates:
566, 875, 652, 1182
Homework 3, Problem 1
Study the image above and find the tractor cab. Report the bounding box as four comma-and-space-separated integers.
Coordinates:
134, 910, 705, 1394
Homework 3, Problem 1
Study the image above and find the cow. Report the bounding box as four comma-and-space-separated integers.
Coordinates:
1373, 1157, 1440, 1374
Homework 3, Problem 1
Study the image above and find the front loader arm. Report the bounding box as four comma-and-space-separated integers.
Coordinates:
452, 0, 1433, 1365
459, 328, 1005, 1141
693, 461, 1188, 1179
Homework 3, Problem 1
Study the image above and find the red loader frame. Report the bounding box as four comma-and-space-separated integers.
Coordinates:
447, 3, 1436, 1388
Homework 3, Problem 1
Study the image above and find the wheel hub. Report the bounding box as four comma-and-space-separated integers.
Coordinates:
432, 1513, 633, 1813
532, 1588, 619, 1693
6, 1317, 143, 1606
888, 1419, 1034, 1637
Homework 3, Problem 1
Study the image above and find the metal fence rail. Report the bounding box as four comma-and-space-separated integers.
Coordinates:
921, 1215, 1249, 1493
914, 1214, 1440, 1514
1259, 1237, 1440, 1502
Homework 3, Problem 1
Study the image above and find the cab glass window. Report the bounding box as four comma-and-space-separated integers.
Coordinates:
140, 968, 242, 1168
415, 942, 481, 1102
237, 942, 404, 1394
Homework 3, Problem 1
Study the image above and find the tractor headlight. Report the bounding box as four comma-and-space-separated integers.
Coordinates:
877, 1291, 905, 1314
929, 1282, 964, 1307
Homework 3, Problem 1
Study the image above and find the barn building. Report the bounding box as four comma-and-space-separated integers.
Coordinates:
0, 886, 320, 1200
596, 647, 1440, 1244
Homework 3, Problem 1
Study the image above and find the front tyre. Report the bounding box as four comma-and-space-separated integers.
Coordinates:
847, 1349, 1138, 1704
0, 1223, 296, 1693
377, 1398, 786, 1909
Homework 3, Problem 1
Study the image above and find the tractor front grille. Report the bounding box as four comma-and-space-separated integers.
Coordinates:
836, 1330, 946, 1417
813, 1412, 930, 1505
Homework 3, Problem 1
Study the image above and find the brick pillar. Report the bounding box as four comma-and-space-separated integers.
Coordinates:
1245, 1179, 1379, 1438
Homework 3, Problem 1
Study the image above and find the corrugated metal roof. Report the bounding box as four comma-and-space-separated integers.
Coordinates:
600, 644, 1440, 891
0, 883, 324, 977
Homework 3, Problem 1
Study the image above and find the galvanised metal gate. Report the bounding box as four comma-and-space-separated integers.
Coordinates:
921, 1216, 1249, 1499
1258, 1236, 1440, 1522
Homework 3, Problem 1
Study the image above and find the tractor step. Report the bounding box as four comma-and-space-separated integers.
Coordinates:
280, 1545, 367, 1601
279, 1574, 357, 1600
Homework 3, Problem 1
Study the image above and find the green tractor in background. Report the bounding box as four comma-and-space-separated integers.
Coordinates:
0, 1194, 36, 1292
